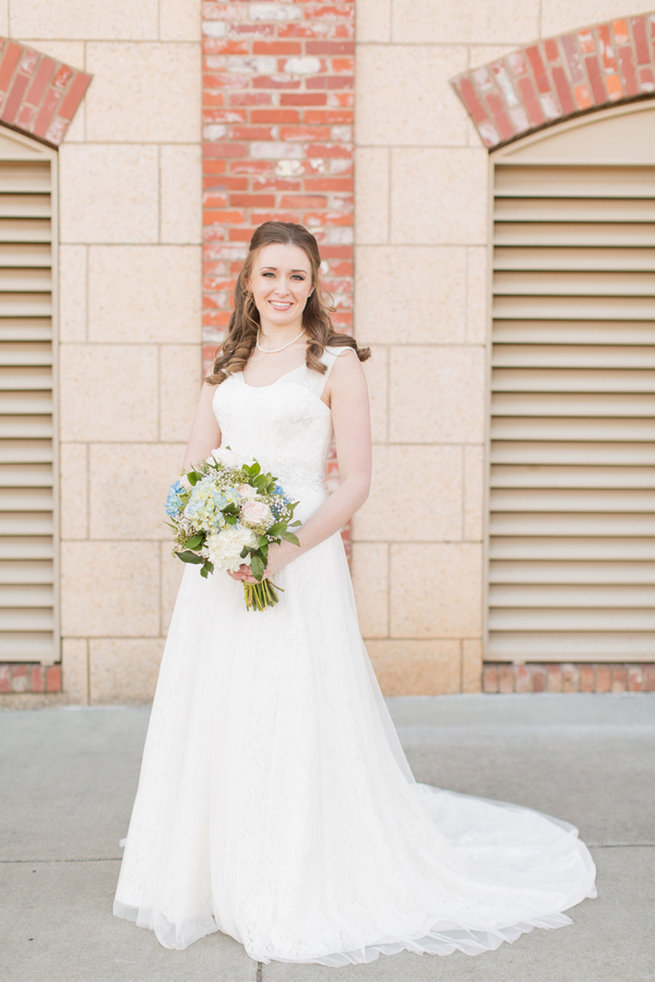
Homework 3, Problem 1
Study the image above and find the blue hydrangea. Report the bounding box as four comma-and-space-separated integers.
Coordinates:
184, 476, 229, 532
165, 479, 186, 518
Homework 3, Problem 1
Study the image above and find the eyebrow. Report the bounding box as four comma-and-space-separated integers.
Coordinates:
259, 265, 309, 273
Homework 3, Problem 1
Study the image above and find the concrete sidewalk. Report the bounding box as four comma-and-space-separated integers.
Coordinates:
2, 694, 654, 982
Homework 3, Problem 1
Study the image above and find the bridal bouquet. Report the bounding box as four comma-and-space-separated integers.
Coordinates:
165, 448, 300, 611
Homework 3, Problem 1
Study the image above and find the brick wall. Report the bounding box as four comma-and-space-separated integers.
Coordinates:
201, 0, 354, 370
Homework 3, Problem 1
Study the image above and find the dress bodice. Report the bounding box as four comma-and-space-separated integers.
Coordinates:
212, 346, 343, 499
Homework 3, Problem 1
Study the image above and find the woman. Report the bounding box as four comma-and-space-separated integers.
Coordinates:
113, 221, 596, 966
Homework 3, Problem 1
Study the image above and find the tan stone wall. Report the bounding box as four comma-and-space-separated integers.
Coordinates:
351, 0, 655, 694
12, 1, 203, 703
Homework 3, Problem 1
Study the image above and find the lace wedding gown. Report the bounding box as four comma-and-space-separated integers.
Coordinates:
113, 347, 597, 966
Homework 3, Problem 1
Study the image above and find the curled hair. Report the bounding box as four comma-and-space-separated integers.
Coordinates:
206, 221, 370, 384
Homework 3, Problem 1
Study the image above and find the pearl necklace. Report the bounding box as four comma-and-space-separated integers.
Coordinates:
255, 329, 306, 354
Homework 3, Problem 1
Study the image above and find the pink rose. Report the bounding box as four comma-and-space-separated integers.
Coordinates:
240, 499, 273, 528
237, 483, 258, 499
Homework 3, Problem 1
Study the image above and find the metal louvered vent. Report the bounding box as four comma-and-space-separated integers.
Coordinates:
489, 161, 655, 663
0, 137, 58, 663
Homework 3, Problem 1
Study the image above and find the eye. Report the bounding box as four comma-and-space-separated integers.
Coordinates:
261, 271, 275, 278
292, 274, 306, 281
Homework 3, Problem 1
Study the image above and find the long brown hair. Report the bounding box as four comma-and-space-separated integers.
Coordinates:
206, 221, 370, 384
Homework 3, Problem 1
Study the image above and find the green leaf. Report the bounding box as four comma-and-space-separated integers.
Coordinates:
268, 522, 284, 536
224, 513, 237, 525
199, 561, 214, 578
185, 532, 205, 549
250, 553, 266, 581
280, 531, 300, 546
258, 535, 268, 548
175, 549, 204, 565
187, 471, 199, 486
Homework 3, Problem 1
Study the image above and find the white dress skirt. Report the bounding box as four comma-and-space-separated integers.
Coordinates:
113, 347, 597, 966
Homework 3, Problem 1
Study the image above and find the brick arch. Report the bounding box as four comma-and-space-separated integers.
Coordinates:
0, 37, 91, 147
450, 13, 655, 150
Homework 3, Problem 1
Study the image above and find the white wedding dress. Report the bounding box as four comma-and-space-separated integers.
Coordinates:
113, 347, 597, 966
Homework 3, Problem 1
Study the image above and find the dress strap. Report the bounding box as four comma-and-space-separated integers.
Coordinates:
311, 345, 356, 399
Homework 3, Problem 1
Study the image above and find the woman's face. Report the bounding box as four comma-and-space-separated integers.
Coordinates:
248, 242, 314, 332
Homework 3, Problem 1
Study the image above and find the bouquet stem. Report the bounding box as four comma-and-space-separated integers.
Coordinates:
243, 579, 284, 611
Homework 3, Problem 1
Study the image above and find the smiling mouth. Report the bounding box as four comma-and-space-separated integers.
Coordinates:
269, 301, 293, 310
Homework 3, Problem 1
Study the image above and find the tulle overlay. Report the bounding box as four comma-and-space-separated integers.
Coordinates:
113, 349, 596, 966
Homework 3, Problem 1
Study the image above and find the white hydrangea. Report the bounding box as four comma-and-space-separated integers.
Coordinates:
204, 525, 258, 572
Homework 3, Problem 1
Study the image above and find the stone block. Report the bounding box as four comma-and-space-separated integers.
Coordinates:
355, 246, 467, 344
464, 445, 484, 541
389, 345, 486, 443
466, 246, 488, 344
89, 638, 164, 703
60, 344, 159, 441
390, 543, 482, 638
10, 0, 158, 39
85, 43, 200, 142
541, 0, 655, 39
161, 541, 184, 633
61, 638, 89, 704
159, 345, 202, 442
61, 541, 160, 637
354, 147, 389, 245
356, 46, 468, 146
462, 638, 483, 693
88, 245, 201, 343
365, 640, 461, 695
59, 144, 159, 243
161, 145, 202, 244
59, 443, 88, 540
160, 0, 201, 40
59, 245, 87, 342
355, 0, 391, 41
354, 445, 462, 541
350, 542, 388, 638
390, 149, 488, 245
360, 344, 387, 444
89, 443, 185, 539
391, 0, 538, 43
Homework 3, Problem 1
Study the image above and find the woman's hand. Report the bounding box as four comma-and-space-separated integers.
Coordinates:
226, 541, 296, 583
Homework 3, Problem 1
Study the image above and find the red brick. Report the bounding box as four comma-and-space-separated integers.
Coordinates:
332, 57, 355, 73
606, 74, 624, 100
19, 47, 39, 75
25, 56, 55, 106
251, 108, 300, 123
1, 72, 29, 124
584, 54, 608, 104
252, 175, 302, 191
628, 666, 643, 691
456, 77, 490, 125
204, 208, 248, 224
203, 91, 225, 106
203, 192, 229, 207
517, 75, 544, 125
304, 177, 352, 192
303, 209, 351, 227
515, 663, 531, 693
598, 24, 617, 73
228, 227, 255, 242
499, 665, 515, 693
551, 64, 576, 115
203, 158, 228, 174
252, 76, 302, 90
328, 92, 354, 107
45, 664, 61, 692
527, 44, 552, 94
229, 193, 276, 207
580, 665, 595, 692
10, 664, 29, 692
595, 666, 611, 692
204, 141, 250, 158
546, 665, 563, 692
562, 664, 580, 692
58, 71, 92, 121
0, 665, 10, 692
643, 665, 655, 692
280, 92, 327, 106
52, 63, 73, 88
229, 124, 276, 140
204, 39, 249, 55
305, 4, 352, 19
16, 103, 36, 129
0, 41, 22, 92
482, 666, 499, 692
306, 142, 352, 157
574, 84, 592, 109
531, 666, 547, 693
611, 667, 627, 693
485, 92, 515, 141
305, 75, 354, 90
618, 45, 639, 96
280, 124, 331, 141
30, 665, 45, 691
561, 34, 585, 84
203, 108, 247, 123
631, 15, 651, 64
544, 38, 559, 62
232, 23, 276, 38
577, 29, 596, 55
612, 18, 630, 45
253, 41, 302, 55
277, 23, 329, 39
306, 41, 354, 55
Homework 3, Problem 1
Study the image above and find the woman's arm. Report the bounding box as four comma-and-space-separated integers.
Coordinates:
182, 382, 222, 471
232, 349, 372, 582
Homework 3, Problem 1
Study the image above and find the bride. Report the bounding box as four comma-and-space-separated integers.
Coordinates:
113, 221, 597, 966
